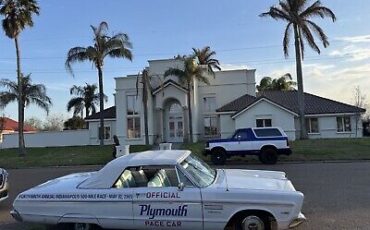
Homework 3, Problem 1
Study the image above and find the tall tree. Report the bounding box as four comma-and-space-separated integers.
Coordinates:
0, 0, 40, 155
260, 0, 336, 139
192, 46, 221, 75
257, 73, 296, 92
164, 57, 209, 143
136, 68, 152, 145
66, 21, 133, 146
67, 83, 106, 117
0, 74, 52, 149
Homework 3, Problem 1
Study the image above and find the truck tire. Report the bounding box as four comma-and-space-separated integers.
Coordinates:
259, 148, 278, 165
211, 148, 227, 165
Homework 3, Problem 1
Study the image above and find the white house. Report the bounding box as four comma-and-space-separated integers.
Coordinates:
85, 58, 366, 145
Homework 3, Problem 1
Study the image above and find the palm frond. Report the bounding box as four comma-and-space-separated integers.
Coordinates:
283, 23, 293, 57
65, 47, 93, 75
0, 92, 17, 108
305, 20, 329, 47
300, 24, 320, 54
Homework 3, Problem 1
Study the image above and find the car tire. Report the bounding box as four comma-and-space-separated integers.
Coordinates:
211, 148, 227, 165
259, 148, 278, 165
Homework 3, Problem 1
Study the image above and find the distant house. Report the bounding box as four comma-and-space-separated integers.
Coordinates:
0, 117, 37, 141
85, 58, 366, 145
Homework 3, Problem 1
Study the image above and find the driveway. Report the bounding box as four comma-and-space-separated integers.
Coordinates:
1, 162, 370, 229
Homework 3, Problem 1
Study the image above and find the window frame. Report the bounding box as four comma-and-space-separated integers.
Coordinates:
126, 95, 141, 139
98, 125, 111, 140
256, 118, 272, 127
306, 117, 320, 134
203, 115, 219, 137
336, 116, 352, 133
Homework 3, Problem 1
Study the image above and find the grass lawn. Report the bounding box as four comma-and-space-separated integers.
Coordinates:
0, 145, 151, 169
181, 138, 370, 163
0, 138, 369, 169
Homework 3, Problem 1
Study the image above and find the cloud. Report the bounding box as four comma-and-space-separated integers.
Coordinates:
261, 62, 370, 107
329, 45, 370, 62
335, 34, 370, 43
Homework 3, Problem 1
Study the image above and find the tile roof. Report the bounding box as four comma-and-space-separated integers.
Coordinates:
85, 106, 116, 120
0, 117, 37, 132
217, 91, 366, 116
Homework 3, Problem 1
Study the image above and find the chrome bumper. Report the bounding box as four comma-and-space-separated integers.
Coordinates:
10, 209, 23, 222
289, 212, 306, 228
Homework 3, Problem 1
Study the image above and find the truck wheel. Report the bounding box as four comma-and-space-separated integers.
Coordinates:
211, 149, 226, 165
259, 148, 278, 165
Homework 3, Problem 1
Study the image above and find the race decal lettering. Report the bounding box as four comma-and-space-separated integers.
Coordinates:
139, 204, 188, 219
18, 193, 133, 201
145, 220, 182, 228
146, 192, 180, 199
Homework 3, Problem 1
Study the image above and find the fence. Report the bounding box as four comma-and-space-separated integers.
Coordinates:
0, 130, 91, 149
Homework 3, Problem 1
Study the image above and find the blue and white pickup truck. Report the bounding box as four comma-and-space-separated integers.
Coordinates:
204, 127, 292, 165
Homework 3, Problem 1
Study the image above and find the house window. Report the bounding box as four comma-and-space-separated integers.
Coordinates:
203, 97, 216, 113
256, 119, 272, 127
337, 116, 351, 132
306, 118, 319, 134
204, 116, 218, 137
98, 126, 111, 140
127, 95, 141, 139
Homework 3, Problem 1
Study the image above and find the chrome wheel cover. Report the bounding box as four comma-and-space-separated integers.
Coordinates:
242, 215, 265, 230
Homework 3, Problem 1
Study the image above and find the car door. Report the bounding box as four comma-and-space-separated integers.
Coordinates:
95, 169, 135, 229
132, 166, 203, 230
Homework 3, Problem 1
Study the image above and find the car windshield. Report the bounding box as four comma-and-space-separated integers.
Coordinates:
180, 154, 216, 188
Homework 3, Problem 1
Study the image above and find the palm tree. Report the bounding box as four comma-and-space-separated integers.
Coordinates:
0, 0, 40, 154
192, 46, 221, 75
136, 68, 152, 145
260, 0, 336, 139
164, 57, 209, 143
257, 73, 296, 91
67, 83, 106, 117
0, 74, 52, 153
66, 21, 133, 146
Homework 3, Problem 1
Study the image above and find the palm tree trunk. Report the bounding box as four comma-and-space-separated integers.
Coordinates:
142, 82, 150, 145
97, 65, 105, 146
15, 37, 25, 156
187, 82, 193, 143
293, 25, 308, 139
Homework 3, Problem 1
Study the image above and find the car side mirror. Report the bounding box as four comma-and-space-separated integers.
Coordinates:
177, 182, 184, 191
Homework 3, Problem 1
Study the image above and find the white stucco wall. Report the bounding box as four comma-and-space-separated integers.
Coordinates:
0, 130, 90, 149
301, 115, 364, 139
88, 119, 117, 145
219, 114, 235, 138
234, 100, 297, 140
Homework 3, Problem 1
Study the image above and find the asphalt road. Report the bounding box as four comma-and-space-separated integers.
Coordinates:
1, 162, 370, 230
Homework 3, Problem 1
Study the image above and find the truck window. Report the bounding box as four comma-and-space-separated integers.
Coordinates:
254, 128, 282, 137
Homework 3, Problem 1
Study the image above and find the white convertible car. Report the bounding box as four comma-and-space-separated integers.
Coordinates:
11, 150, 306, 230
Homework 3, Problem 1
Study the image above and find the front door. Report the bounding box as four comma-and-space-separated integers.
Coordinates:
167, 103, 184, 142
168, 117, 184, 142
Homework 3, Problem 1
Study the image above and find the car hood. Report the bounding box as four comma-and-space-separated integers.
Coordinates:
221, 169, 296, 191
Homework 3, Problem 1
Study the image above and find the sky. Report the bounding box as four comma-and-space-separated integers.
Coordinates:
0, 0, 369, 121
